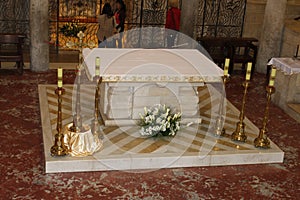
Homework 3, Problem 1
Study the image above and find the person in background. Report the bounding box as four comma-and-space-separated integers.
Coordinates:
165, 0, 181, 48
97, 3, 115, 48
114, 0, 126, 48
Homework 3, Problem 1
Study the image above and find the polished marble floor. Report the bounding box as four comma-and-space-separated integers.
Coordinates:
0, 69, 299, 199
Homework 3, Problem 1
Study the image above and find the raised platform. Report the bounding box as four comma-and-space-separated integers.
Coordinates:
287, 103, 300, 123
39, 84, 284, 173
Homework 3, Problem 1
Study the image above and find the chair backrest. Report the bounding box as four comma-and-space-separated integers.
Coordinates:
0, 34, 21, 44
0, 34, 25, 53
198, 37, 230, 57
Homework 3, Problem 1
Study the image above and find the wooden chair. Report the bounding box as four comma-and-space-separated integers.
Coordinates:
0, 34, 25, 74
228, 39, 258, 75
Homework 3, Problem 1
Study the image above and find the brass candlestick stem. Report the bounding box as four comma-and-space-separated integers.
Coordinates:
50, 87, 68, 156
254, 86, 274, 148
68, 31, 87, 132
91, 76, 104, 139
231, 81, 249, 142
213, 75, 230, 136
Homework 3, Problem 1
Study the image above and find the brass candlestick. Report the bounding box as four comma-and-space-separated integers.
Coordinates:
254, 86, 274, 148
231, 81, 250, 142
50, 87, 68, 156
70, 65, 83, 132
67, 31, 95, 132
91, 76, 104, 139
213, 75, 230, 136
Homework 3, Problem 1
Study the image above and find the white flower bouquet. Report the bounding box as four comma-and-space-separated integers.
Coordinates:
139, 104, 181, 137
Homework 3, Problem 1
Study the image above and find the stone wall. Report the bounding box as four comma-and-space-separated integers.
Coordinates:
242, 0, 300, 40
281, 0, 300, 57
242, 0, 267, 39
280, 20, 300, 57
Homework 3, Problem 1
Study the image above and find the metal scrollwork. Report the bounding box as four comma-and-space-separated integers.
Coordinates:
195, 0, 246, 38
0, 0, 30, 45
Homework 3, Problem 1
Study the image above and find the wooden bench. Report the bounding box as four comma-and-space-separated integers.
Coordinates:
0, 34, 25, 74
197, 37, 258, 74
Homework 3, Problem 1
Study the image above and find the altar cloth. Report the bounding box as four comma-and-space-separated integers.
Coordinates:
268, 57, 300, 75
82, 48, 223, 82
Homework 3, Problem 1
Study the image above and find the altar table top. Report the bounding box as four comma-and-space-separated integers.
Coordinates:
268, 57, 300, 75
83, 48, 223, 83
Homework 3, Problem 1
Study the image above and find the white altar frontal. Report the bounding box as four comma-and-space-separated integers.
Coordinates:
82, 48, 224, 126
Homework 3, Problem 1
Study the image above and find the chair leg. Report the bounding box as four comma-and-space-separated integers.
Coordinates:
229, 60, 234, 75
17, 61, 23, 75
251, 62, 256, 77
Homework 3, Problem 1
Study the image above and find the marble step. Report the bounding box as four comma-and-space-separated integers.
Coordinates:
287, 103, 300, 123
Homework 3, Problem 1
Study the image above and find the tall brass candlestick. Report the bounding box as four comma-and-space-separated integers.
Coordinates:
253, 86, 273, 148
254, 67, 276, 148
91, 57, 104, 139
69, 31, 85, 132
213, 58, 230, 136
72, 66, 83, 131
50, 87, 68, 156
231, 81, 249, 142
231, 62, 252, 142
214, 75, 230, 136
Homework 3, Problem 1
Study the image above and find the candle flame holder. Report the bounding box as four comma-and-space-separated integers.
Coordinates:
231, 81, 250, 142
254, 86, 274, 148
50, 87, 68, 156
213, 75, 230, 137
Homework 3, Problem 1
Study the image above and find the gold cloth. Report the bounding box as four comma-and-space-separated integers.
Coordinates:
63, 124, 103, 157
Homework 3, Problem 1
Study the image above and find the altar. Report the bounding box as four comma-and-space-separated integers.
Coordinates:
39, 48, 284, 173
82, 48, 224, 126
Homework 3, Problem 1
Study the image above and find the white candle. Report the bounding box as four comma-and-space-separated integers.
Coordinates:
269, 68, 277, 87
57, 68, 63, 88
245, 63, 252, 81
95, 57, 100, 76
269, 79, 275, 87
270, 68, 276, 78
224, 58, 230, 76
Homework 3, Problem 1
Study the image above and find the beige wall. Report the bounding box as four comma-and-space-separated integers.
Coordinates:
242, 0, 267, 39
243, 0, 300, 39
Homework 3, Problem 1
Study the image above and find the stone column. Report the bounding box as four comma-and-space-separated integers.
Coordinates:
180, 0, 199, 38
256, 0, 287, 73
30, 0, 49, 71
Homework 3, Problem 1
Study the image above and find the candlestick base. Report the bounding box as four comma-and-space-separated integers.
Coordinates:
215, 128, 226, 137
231, 121, 247, 142
50, 133, 68, 156
254, 137, 270, 149
254, 119, 271, 148
69, 114, 84, 133
213, 117, 226, 137
91, 118, 104, 140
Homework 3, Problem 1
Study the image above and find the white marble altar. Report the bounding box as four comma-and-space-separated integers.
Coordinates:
83, 49, 224, 126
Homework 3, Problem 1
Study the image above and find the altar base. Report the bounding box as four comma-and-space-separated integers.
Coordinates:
39, 85, 284, 173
